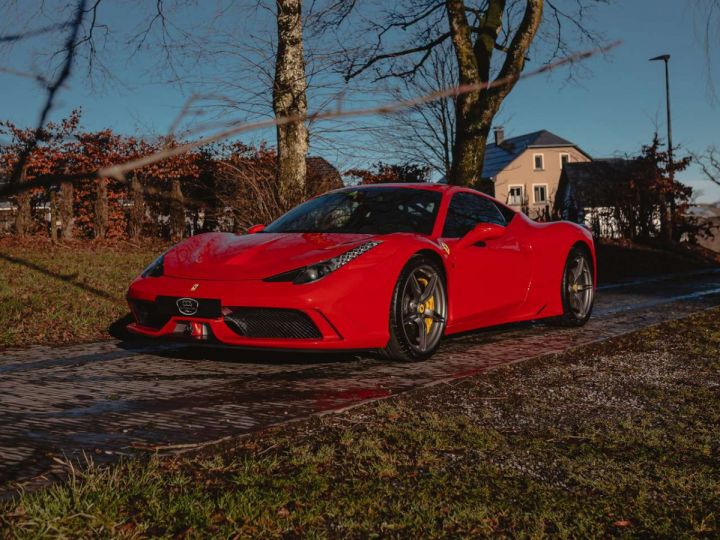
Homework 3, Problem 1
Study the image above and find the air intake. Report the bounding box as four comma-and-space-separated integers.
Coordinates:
224, 308, 322, 339
129, 299, 171, 329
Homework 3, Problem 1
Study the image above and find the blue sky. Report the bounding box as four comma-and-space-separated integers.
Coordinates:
1, 0, 719, 201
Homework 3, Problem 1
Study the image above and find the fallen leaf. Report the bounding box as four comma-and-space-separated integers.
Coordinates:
277, 506, 290, 518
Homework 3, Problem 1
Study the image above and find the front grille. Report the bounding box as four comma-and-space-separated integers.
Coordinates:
129, 299, 172, 329
224, 308, 322, 339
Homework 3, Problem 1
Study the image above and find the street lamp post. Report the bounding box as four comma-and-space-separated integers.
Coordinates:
649, 54, 673, 242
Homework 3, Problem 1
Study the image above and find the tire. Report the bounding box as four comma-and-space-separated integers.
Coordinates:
558, 245, 594, 326
382, 255, 448, 361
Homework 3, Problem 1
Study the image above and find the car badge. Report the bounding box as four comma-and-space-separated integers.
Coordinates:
176, 297, 199, 316
440, 241, 450, 255
190, 283, 199, 292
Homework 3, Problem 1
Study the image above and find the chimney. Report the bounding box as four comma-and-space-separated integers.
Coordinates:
493, 126, 505, 145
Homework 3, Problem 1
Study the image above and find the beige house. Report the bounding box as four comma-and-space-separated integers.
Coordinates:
484, 128, 592, 219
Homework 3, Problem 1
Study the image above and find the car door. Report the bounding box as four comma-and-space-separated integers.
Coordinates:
441, 192, 531, 327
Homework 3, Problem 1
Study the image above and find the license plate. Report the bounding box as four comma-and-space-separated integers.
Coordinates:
155, 296, 221, 318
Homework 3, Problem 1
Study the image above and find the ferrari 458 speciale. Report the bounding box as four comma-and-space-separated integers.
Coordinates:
127, 184, 596, 360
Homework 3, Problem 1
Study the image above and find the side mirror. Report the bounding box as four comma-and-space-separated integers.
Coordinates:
459, 223, 506, 248
247, 224, 265, 234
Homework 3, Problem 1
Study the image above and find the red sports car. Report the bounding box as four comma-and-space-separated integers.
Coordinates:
127, 184, 595, 360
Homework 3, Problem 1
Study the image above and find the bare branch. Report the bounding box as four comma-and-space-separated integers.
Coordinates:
0, 66, 50, 86
0, 22, 73, 43
345, 31, 451, 81
696, 146, 720, 187
8, 0, 88, 185
489, 0, 543, 100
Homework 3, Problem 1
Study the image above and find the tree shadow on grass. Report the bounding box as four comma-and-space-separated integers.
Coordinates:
0, 252, 118, 302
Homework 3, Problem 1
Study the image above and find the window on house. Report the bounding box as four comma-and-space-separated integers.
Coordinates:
508, 185, 524, 206
533, 184, 548, 204
533, 153, 544, 171
560, 153, 570, 168
442, 192, 506, 238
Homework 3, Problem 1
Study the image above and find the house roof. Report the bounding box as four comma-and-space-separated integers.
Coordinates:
482, 129, 589, 179
556, 158, 636, 209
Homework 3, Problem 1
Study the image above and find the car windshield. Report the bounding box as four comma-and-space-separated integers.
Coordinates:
264, 187, 442, 235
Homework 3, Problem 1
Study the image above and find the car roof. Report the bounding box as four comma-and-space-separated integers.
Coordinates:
329, 182, 516, 213
310, 182, 518, 226
333, 182, 453, 193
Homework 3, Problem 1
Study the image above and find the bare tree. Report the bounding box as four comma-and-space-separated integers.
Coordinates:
336, 0, 606, 186
446, 0, 542, 185
383, 43, 457, 179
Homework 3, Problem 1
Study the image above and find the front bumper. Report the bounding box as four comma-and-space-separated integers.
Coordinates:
126, 268, 394, 350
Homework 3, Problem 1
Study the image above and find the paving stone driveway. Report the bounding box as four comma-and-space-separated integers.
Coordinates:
2, 269, 720, 493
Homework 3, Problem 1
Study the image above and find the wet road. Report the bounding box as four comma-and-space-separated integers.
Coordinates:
2, 268, 720, 493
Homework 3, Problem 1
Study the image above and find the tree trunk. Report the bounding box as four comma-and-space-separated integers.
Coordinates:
59, 180, 74, 240
446, 0, 543, 186
49, 190, 58, 243
15, 192, 31, 237
169, 179, 185, 242
203, 207, 218, 233
273, 0, 308, 208
94, 177, 108, 239
450, 117, 493, 186
128, 174, 145, 240
14, 166, 31, 237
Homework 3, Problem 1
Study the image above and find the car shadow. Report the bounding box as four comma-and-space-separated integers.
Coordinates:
442, 318, 551, 345
161, 344, 366, 365
108, 313, 137, 342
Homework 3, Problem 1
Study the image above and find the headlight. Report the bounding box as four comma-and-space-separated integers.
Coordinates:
141, 254, 165, 278
265, 241, 381, 284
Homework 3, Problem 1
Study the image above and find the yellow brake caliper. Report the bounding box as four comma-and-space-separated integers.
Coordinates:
417, 277, 435, 333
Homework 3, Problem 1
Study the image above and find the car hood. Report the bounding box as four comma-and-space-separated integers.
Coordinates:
163, 232, 379, 281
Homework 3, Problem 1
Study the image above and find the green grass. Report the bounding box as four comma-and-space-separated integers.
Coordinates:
2, 309, 719, 538
0, 238, 164, 348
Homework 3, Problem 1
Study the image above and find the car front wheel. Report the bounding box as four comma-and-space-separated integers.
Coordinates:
383, 256, 448, 361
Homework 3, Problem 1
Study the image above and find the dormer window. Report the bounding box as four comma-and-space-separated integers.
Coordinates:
533, 153, 544, 171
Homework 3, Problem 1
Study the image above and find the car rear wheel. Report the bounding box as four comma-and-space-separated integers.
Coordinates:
559, 246, 594, 326
383, 256, 447, 361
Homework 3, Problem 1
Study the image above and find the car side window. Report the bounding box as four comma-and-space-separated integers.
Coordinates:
442, 192, 506, 238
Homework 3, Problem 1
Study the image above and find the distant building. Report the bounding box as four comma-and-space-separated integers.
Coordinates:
482, 128, 592, 219
688, 203, 720, 253
554, 159, 638, 237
